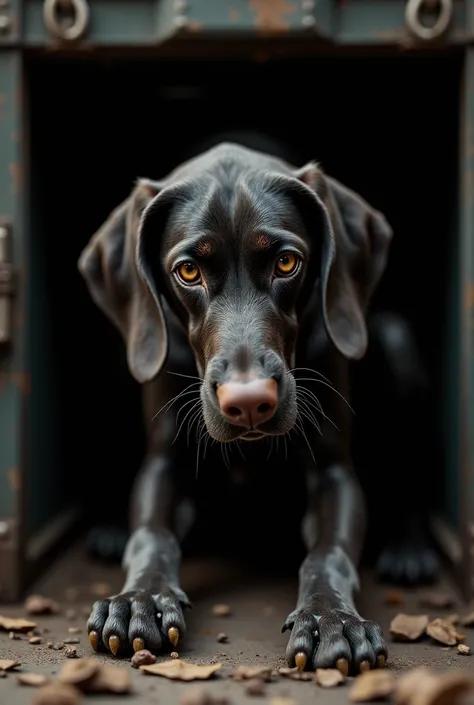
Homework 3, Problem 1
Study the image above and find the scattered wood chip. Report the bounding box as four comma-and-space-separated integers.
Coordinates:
29, 636, 42, 645
349, 669, 396, 702
395, 666, 474, 705
17, 673, 50, 687
0, 615, 37, 632
58, 658, 100, 687
460, 610, 474, 627
419, 592, 455, 610
63, 637, 80, 644
171, 651, 179, 659
385, 590, 405, 606
245, 677, 266, 695
217, 632, 228, 643
427, 618, 458, 646
0, 659, 21, 671
179, 689, 229, 705
212, 604, 231, 617
64, 647, 77, 659
140, 659, 222, 681
31, 682, 82, 705
457, 643, 470, 655
131, 649, 157, 668
278, 667, 313, 681
25, 594, 60, 615
234, 665, 273, 682
390, 613, 429, 642
83, 665, 131, 694
68, 627, 81, 634
316, 668, 345, 688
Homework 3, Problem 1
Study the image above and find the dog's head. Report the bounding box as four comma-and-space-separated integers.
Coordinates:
78, 144, 392, 443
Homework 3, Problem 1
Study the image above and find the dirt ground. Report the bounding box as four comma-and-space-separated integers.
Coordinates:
1, 542, 474, 705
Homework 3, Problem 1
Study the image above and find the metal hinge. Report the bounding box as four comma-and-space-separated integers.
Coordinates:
0, 221, 15, 346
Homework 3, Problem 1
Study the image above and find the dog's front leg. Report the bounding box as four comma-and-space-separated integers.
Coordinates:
87, 414, 193, 658
283, 464, 388, 675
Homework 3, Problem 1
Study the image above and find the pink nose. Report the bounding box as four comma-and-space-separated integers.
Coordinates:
217, 378, 278, 428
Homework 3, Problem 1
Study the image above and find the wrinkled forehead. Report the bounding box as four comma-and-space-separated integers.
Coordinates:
163, 173, 310, 260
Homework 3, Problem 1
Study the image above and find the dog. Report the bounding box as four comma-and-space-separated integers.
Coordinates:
78, 141, 393, 674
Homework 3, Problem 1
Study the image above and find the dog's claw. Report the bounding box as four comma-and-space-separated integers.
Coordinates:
295, 652, 307, 671
109, 635, 120, 656
133, 638, 145, 653
336, 658, 349, 677
377, 655, 386, 668
89, 631, 99, 652
168, 627, 179, 647
360, 660, 371, 673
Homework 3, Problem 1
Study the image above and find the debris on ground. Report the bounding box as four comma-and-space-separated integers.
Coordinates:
179, 688, 229, 705
131, 649, 157, 668
457, 643, 471, 655
385, 590, 405, 606
0, 671, 6, 678
0, 659, 21, 671
278, 667, 313, 681
58, 659, 99, 687
32, 682, 82, 705
217, 632, 228, 643
83, 665, 131, 694
349, 669, 396, 702
0, 615, 37, 632
315, 668, 346, 688
140, 658, 222, 681
233, 665, 274, 681
68, 627, 81, 634
212, 604, 232, 617
64, 646, 77, 658
29, 636, 42, 645
390, 613, 429, 641
418, 592, 455, 610
17, 673, 50, 687
245, 677, 266, 695
171, 651, 179, 659
63, 637, 80, 644
394, 666, 474, 705
8, 630, 21, 639
25, 594, 60, 615
426, 617, 458, 646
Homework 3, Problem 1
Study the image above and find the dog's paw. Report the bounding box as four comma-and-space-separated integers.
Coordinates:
376, 541, 439, 585
282, 608, 388, 675
87, 588, 190, 657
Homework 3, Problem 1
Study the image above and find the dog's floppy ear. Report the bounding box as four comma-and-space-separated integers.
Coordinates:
295, 163, 393, 360
77, 178, 168, 383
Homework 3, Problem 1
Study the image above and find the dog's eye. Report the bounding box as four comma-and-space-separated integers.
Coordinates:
176, 261, 201, 285
275, 252, 299, 277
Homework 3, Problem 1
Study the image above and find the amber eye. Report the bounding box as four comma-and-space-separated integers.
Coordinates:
176, 261, 201, 284
275, 252, 299, 277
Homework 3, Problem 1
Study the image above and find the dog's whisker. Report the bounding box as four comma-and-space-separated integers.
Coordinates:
175, 395, 201, 425
166, 371, 205, 383
186, 408, 203, 446
152, 382, 202, 421
296, 398, 322, 435
294, 377, 354, 414
296, 386, 339, 430
173, 400, 202, 445
296, 413, 317, 466
290, 367, 336, 387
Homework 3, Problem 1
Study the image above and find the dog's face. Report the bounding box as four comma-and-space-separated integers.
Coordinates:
78, 143, 393, 444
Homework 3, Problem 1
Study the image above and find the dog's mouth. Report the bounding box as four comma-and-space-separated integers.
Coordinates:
240, 430, 266, 442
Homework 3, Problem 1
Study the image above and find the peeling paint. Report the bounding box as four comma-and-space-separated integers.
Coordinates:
249, 0, 295, 32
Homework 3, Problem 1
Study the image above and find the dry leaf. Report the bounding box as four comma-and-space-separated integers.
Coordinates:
84, 665, 131, 694
25, 594, 59, 615
390, 613, 429, 641
277, 666, 313, 681
460, 610, 474, 627
419, 592, 455, 610
426, 618, 458, 646
0, 659, 21, 671
140, 659, 222, 681
457, 643, 470, 655
385, 590, 405, 606
58, 658, 100, 686
316, 668, 345, 687
349, 669, 396, 702
455, 632, 466, 642
17, 673, 50, 687
131, 649, 157, 668
212, 604, 231, 617
31, 682, 82, 705
234, 665, 273, 681
0, 614, 37, 632
395, 666, 474, 705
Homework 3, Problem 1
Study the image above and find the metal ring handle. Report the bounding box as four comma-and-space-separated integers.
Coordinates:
43, 0, 90, 42
405, 0, 452, 41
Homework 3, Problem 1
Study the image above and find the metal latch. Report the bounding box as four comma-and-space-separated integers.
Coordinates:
0, 222, 15, 346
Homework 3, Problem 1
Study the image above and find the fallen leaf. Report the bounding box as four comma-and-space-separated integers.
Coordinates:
131, 649, 157, 668
349, 669, 396, 701
0, 615, 37, 632
427, 618, 458, 646
212, 604, 231, 617
17, 673, 50, 687
455, 632, 466, 642
460, 610, 474, 627
419, 592, 455, 610
457, 643, 470, 655
234, 665, 273, 681
84, 665, 131, 694
395, 666, 474, 705
25, 594, 60, 615
390, 613, 429, 642
58, 658, 100, 686
277, 666, 313, 681
31, 682, 81, 705
140, 659, 222, 681
316, 668, 345, 687
0, 659, 21, 671
385, 590, 405, 606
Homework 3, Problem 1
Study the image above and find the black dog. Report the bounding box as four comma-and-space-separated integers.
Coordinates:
78, 141, 392, 674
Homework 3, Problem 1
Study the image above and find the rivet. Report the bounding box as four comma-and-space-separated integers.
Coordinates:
0, 14, 10, 32
301, 14, 316, 28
